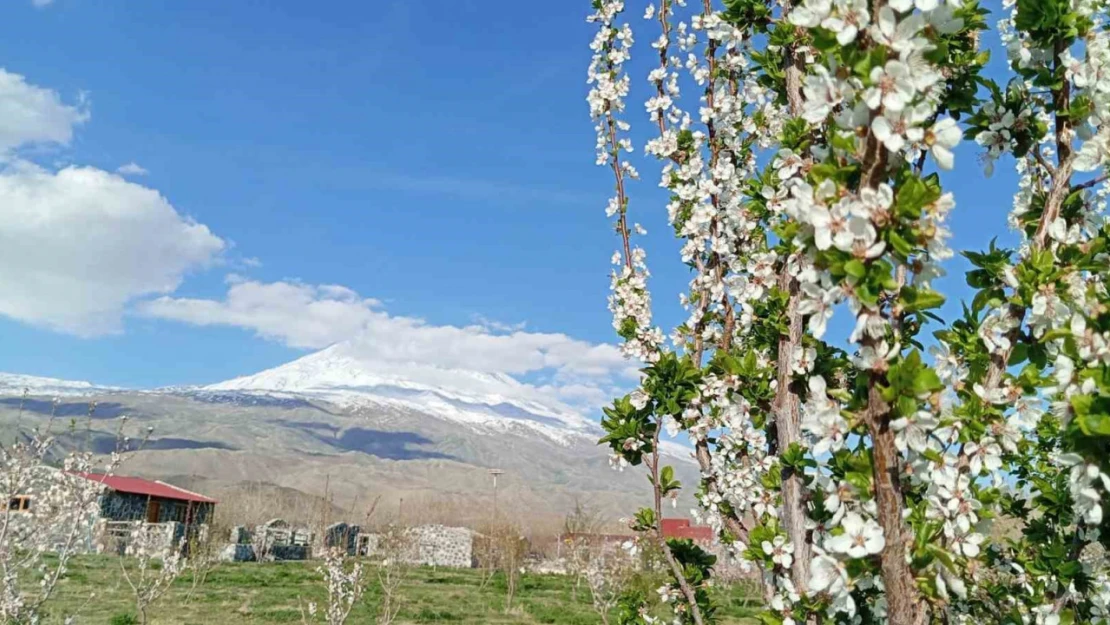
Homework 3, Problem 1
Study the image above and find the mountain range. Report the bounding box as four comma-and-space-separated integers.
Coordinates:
0, 342, 696, 529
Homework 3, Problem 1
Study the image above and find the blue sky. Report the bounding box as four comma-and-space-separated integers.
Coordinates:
0, 0, 1017, 407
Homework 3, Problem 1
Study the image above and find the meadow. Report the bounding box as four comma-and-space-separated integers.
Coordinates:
44, 556, 761, 625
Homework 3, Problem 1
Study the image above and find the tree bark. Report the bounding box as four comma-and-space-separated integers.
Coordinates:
775, 10, 814, 603
864, 378, 926, 625
773, 269, 812, 596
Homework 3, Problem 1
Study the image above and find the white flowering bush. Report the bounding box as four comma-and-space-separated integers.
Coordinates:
585, 541, 639, 625
301, 547, 366, 625
588, 0, 1110, 623
0, 398, 137, 624
372, 527, 411, 625
119, 522, 187, 625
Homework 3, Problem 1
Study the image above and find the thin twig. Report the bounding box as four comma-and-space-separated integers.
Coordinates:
651, 427, 705, 625
1073, 172, 1109, 192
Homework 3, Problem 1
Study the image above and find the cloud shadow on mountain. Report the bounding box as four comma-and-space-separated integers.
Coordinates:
30, 433, 237, 459
0, 398, 127, 419
309, 427, 455, 461
84, 436, 236, 454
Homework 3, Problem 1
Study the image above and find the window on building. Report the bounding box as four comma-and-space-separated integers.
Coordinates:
8, 496, 31, 512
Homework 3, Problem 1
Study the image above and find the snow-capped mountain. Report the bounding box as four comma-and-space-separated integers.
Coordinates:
0, 372, 118, 397
0, 342, 603, 444
203, 342, 599, 443
0, 347, 694, 521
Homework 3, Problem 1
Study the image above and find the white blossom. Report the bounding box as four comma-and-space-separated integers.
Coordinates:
826, 513, 885, 558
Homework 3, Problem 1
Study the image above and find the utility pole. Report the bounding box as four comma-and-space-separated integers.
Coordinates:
488, 469, 504, 518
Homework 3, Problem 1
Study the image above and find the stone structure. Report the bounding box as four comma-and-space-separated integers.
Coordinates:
322, 522, 361, 556
362, 524, 474, 568
225, 518, 314, 562
229, 525, 251, 545
407, 525, 473, 568
9, 468, 216, 556
218, 543, 256, 563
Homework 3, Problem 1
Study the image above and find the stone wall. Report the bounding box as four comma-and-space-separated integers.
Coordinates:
406, 525, 473, 568
363, 524, 474, 569
93, 520, 182, 555
223, 518, 313, 561
322, 522, 361, 556
219, 521, 475, 568
99, 491, 213, 526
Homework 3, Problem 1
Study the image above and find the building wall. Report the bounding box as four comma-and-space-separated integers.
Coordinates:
661, 518, 714, 542
99, 491, 213, 526
363, 525, 475, 568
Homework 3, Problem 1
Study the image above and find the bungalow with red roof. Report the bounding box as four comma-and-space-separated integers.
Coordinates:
7, 469, 218, 555
73, 472, 217, 528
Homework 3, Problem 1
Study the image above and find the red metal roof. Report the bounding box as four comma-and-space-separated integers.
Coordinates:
661, 518, 714, 542
74, 473, 217, 504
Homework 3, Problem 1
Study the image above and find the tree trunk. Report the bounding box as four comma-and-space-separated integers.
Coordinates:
864, 379, 925, 625
773, 270, 812, 597
775, 7, 814, 610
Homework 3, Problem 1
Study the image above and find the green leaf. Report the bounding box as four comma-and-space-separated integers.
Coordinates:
913, 368, 943, 396
845, 470, 872, 492
901, 286, 946, 313
1008, 342, 1029, 366
888, 231, 915, 257
1072, 395, 1110, 436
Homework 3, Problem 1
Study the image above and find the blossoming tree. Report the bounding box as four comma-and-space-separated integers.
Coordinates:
0, 398, 140, 624
587, 0, 1110, 622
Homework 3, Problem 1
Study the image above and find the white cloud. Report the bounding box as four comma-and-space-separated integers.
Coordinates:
139, 277, 635, 412
141, 277, 627, 376
469, 313, 526, 334
0, 69, 87, 153
116, 162, 148, 176
0, 163, 225, 335
141, 277, 382, 349
0, 68, 224, 336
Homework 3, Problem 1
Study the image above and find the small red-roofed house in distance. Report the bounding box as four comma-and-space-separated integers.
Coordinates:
661, 518, 714, 543
71, 472, 216, 523
8, 469, 218, 555
75, 472, 217, 553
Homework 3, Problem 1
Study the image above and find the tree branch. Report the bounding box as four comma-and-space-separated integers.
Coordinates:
651, 428, 706, 625
985, 38, 1076, 392
1073, 172, 1108, 192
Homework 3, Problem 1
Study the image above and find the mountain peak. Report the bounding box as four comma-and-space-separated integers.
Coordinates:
0, 372, 113, 396
204, 342, 598, 442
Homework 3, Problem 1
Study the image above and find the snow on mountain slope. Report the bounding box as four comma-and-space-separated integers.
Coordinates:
0, 341, 625, 446
205, 342, 600, 443
0, 372, 117, 397
0, 351, 692, 457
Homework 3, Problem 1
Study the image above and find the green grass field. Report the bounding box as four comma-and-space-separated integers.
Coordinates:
43, 556, 760, 624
